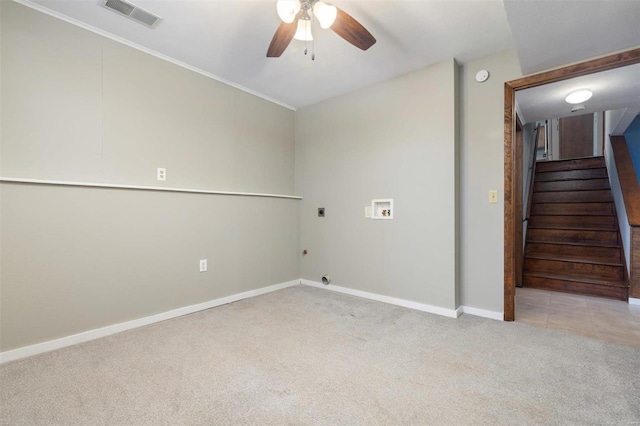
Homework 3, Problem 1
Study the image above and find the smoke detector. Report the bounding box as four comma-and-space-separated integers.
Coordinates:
475, 69, 490, 83
101, 0, 162, 28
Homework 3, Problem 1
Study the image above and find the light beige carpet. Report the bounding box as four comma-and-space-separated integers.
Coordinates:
1, 285, 639, 425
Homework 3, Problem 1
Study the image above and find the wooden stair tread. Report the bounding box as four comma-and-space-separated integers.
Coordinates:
522, 272, 627, 288
524, 158, 627, 299
534, 179, 611, 192
531, 201, 613, 204
534, 168, 608, 182
528, 214, 616, 222
526, 228, 619, 246
523, 254, 624, 267
527, 224, 617, 231
532, 192, 612, 203
526, 226, 619, 233
522, 274, 628, 300
526, 239, 621, 248
530, 213, 616, 217
533, 188, 610, 193
535, 157, 605, 173
530, 203, 615, 216
525, 243, 622, 265
535, 177, 609, 183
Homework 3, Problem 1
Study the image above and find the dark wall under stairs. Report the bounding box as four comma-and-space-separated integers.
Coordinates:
523, 156, 629, 300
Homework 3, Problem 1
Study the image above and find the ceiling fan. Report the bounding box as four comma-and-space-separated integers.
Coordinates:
266, 0, 376, 58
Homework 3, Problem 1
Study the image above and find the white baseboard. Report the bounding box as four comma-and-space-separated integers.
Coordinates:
1, 278, 508, 363
301, 279, 503, 321
0, 279, 299, 364
459, 305, 504, 321
455, 306, 464, 318
630, 297, 640, 306
301, 279, 460, 318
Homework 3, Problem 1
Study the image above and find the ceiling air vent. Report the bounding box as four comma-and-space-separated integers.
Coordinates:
101, 0, 162, 28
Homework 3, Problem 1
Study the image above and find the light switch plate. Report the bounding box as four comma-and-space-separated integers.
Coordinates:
489, 190, 498, 204
365, 206, 372, 218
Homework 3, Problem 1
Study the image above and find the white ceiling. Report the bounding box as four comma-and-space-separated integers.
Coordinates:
503, 0, 640, 75
516, 63, 640, 124
15, 0, 640, 109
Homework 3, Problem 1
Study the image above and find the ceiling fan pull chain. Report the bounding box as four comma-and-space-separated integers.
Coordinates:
311, 11, 315, 60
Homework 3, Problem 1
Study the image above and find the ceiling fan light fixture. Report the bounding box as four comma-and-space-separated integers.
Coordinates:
313, 1, 337, 29
565, 89, 593, 104
293, 19, 313, 41
266, 0, 376, 58
276, 0, 301, 23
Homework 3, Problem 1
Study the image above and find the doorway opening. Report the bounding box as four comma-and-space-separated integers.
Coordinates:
535, 113, 603, 161
503, 48, 640, 322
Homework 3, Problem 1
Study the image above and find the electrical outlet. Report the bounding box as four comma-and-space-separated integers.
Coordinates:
199, 259, 207, 272
157, 168, 166, 181
489, 190, 498, 204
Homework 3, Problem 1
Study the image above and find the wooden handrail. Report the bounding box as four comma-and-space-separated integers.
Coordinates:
610, 135, 640, 226
525, 125, 541, 222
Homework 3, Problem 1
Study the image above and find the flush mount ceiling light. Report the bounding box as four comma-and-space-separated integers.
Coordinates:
267, 0, 376, 59
565, 89, 593, 104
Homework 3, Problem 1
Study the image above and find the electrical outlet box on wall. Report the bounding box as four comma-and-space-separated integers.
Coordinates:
157, 167, 166, 181
372, 199, 393, 219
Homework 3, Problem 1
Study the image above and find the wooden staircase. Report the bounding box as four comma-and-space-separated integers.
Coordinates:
523, 157, 629, 300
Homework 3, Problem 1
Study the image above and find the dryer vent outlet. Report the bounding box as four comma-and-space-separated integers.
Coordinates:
322, 275, 331, 285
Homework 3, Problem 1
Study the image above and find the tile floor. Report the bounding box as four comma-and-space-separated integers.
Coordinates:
515, 287, 640, 348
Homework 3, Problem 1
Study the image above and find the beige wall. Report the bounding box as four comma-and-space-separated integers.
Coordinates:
295, 59, 459, 310
460, 50, 522, 312
1, 2, 295, 193
295, 51, 521, 314
1, 185, 299, 350
0, 2, 298, 351
0, 1, 538, 354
